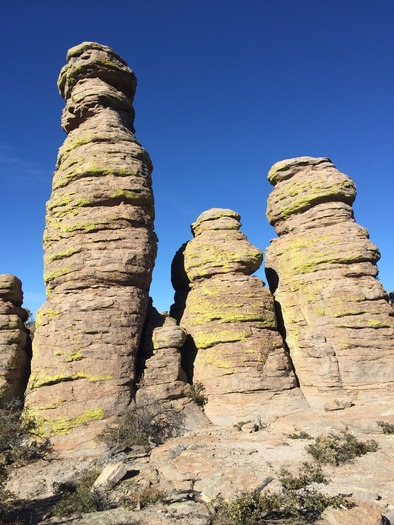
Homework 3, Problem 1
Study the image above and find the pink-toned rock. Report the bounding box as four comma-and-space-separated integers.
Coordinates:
136, 305, 189, 405
320, 501, 385, 525
0, 274, 31, 405
171, 209, 305, 424
265, 157, 394, 410
24, 42, 156, 454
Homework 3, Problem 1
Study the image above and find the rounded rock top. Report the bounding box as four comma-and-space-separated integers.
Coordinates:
191, 208, 241, 236
58, 41, 136, 101
268, 156, 333, 185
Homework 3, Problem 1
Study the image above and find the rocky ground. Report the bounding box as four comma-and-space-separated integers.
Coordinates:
6, 400, 394, 524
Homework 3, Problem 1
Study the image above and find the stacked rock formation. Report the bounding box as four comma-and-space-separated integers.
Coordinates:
0, 275, 31, 406
136, 305, 188, 405
265, 157, 394, 410
171, 209, 304, 424
25, 42, 156, 452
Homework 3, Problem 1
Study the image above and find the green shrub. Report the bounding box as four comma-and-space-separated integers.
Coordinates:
213, 459, 353, 524
279, 462, 327, 490
187, 382, 207, 407
377, 421, 394, 434
285, 427, 313, 440
98, 401, 184, 452
52, 470, 111, 517
129, 485, 165, 509
305, 430, 378, 465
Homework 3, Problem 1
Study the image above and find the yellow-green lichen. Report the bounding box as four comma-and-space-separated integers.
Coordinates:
27, 407, 105, 437
30, 370, 113, 389
47, 248, 80, 262
65, 351, 84, 362
193, 329, 250, 349
35, 309, 60, 327
44, 267, 72, 284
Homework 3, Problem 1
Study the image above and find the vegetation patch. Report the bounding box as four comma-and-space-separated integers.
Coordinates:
213, 459, 353, 524
0, 401, 51, 524
305, 430, 378, 465
187, 382, 208, 407
377, 421, 394, 434
285, 427, 313, 440
52, 470, 111, 517
98, 401, 184, 452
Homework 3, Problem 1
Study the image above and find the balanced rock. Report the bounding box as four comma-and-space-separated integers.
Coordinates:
25, 42, 157, 453
171, 209, 304, 424
265, 157, 394, 409
136, 304, 189, 405
0, 275, 31, 405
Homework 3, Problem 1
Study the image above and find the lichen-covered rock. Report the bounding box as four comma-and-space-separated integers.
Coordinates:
0, 275, 31, 405
136, 305, 189, 405
265, 156, 394, 409
171, 209, 304, 424
24, 42, 156, 453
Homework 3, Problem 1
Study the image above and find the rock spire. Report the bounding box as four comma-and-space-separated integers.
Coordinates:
0, 275, 31, 406
265, 156, 394, 409
171, 208, 304, 424
25, 42, 157, 453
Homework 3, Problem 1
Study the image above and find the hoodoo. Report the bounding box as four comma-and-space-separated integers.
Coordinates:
265, 156, 394, 409
25, 42, 157, 453
171, 208, 304, 424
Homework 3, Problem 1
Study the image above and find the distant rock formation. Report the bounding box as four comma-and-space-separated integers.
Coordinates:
136, 304, 189, 405
171, 209, 304, 424
0, 275, 31, 406
25, 42, 156, 453
265, 157, 394, 409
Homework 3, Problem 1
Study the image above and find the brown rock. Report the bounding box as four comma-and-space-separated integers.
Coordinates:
265, 157, 394, 409
0, 274, 31, 405
136, 305, 189, 405
24, 42, 156, 453
171, 209, 305, 424
320, 501, 385, 525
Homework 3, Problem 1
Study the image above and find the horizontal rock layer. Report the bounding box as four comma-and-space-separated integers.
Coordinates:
265, 156, 394, 409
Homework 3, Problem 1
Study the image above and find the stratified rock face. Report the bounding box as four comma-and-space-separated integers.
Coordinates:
25, 42, 156, 452
172, 209, 303, 424
136, 305, 188, 405
0, 275, 31, 406
265, 157, 394, 409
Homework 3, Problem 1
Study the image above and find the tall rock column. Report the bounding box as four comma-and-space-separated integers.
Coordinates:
171, 209, 304, 425
0, 275, 31, 406
265, 157, 394, 410
25, 42, 157, 453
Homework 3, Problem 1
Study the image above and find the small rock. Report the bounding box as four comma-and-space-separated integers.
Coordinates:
93, 462, 128, 489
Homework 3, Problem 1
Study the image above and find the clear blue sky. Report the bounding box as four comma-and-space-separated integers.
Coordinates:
1, 0, 393, 315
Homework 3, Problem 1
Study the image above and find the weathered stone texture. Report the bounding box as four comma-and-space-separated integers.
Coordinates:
0, 274, 31, 405
265, 156, 394, 409
136, 305, 189, 404
25, 42, 156, 452
172, 209, 303, 424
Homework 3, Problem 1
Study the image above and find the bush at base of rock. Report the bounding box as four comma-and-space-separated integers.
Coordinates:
98, 401, 185, 452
